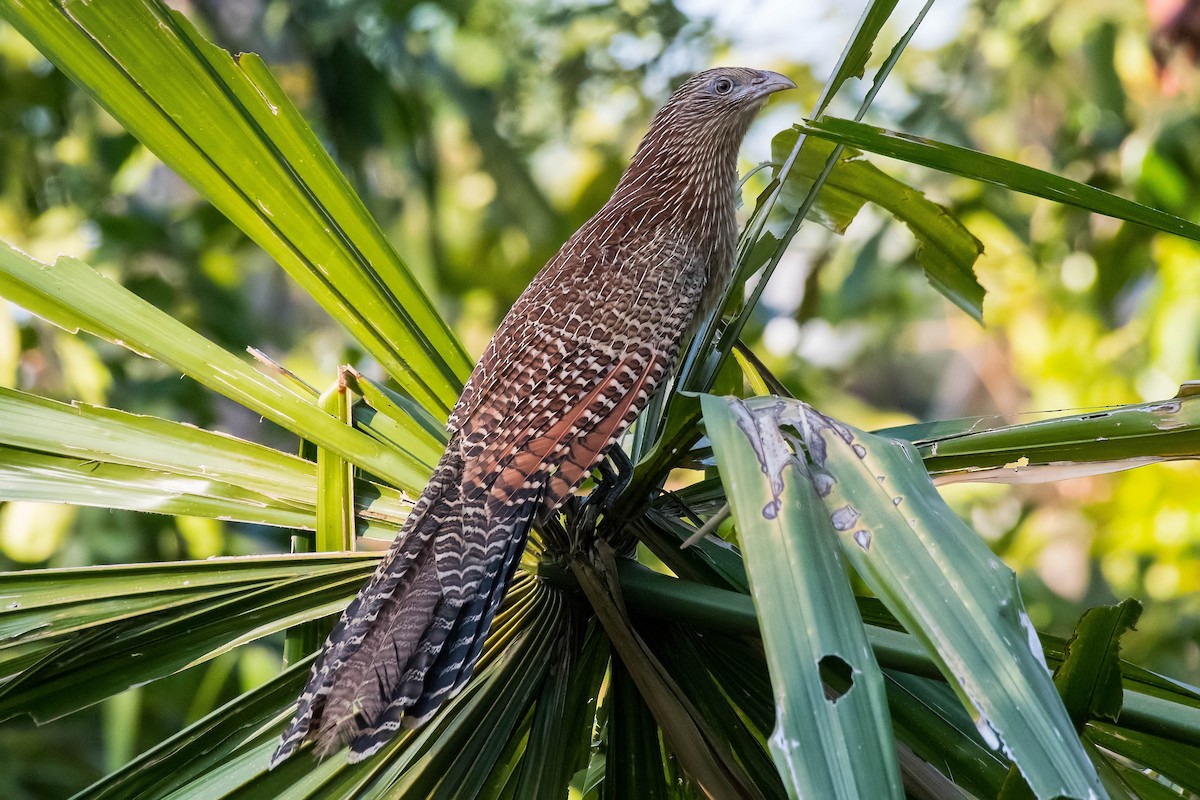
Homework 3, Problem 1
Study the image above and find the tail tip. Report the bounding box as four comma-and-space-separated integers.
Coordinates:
347, 735, 389, 763
268, 743, 293, 770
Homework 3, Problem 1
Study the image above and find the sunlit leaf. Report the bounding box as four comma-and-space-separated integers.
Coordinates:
796, 116, 1200, 244
0, 246, 431, 494
0, 446, 316, 530
315, 372, 356, 552
881, 385, 1200, 485
346, 370, 447, 470
771, 131, 984, 320
703, 393, 902, 799
0, 386, 409, 536
815, 0, 900, 112
0, 0, 470, 414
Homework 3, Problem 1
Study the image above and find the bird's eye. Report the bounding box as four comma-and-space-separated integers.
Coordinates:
714, 77, 734, 95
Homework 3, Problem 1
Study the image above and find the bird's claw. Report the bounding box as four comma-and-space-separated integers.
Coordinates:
593, 448, 634, 513
571, 448, 634, 534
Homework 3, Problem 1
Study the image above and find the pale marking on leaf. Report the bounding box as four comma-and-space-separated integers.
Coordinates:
975, 717, 1003, 754
729, 398, 798, 520
830, 504, 859, 531
933, 456, 1162, 486
812, 471, 836, 497
1019, 610, 1050, 670
1176, 380, 1200, 397
775, 401, 854, 468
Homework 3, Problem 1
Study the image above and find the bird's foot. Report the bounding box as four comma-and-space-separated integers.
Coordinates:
571, 448, 634, 535
592, 448, 634, 514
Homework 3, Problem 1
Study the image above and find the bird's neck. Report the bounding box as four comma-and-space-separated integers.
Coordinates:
614, 118, 744, 220
609, 118, 747, 248
593, 121, 745, 325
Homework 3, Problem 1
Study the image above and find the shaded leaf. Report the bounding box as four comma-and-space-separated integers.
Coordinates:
1055, 600, 1143, 729
727, 397, 1103, 799
796, 116, 1200, 244
75, 575, 564, 799
652, 626, 786, 799
511, 618, 609, 799
0, 556, 378, 721
884, 671, 1009, 799
771, 131, 985, 320
602, 658, 674, 800
571, 545, 763, 799
79, 657, 313, 800
1086, 722, 1200, 795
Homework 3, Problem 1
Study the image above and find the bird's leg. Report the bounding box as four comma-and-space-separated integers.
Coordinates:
591, 447, 634, 513
571, 448, 634, 537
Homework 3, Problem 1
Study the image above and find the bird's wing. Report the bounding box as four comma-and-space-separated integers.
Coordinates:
494, 349, 665, 511
447, 257, 577, 436
461, 344, 666, 516
391, 346, 667, 736
446, 221, 641, 437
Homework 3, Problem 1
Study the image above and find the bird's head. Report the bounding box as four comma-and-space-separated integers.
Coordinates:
626, 67, 795, 178
669, 67, 797, 121
615, 66, 794, 206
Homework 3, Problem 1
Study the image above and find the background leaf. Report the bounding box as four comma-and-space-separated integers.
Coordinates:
795, 116, 1200, 244
0, 0, 471, 414
771, 130, 984, 319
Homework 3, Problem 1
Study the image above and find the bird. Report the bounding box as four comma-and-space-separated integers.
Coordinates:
271, 66, 795, 766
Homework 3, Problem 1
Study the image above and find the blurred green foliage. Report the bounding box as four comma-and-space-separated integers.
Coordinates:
1, 0, 1199, 794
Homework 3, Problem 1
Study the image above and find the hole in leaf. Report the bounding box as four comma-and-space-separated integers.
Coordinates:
818, 654, 855, 704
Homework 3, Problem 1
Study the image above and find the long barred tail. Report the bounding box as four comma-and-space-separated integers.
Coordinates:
270, 442, 537, 766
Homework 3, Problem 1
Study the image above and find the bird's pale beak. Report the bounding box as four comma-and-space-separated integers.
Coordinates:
750, 70, 797, 99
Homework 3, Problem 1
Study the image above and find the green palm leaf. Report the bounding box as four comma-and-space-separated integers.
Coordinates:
0, 0, 1198, 797
0, 245, 431, 494
796, 116, 1200, 244
0, 0, 471, 415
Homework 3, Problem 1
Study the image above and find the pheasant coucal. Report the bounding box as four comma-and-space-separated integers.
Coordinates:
272, 66, 795, 764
